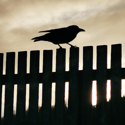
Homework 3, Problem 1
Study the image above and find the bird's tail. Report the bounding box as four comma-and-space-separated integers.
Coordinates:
31, 37, 40, 42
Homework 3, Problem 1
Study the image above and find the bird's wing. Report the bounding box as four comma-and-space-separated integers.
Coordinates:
38, 27, 66, 33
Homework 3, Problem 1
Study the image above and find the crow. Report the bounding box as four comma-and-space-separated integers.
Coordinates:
31, 25, 85, 49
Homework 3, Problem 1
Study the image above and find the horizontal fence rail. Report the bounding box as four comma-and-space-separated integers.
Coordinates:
1, 68, 125, 84
0, 44, 125, 125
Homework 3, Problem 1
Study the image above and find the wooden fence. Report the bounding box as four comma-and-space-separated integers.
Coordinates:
0, 44, 125, 125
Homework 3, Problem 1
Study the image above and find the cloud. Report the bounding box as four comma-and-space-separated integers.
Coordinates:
0, 0, 124, 31
0, 0, 125, 52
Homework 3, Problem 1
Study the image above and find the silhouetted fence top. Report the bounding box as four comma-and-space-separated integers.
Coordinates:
0, 44, 124, 85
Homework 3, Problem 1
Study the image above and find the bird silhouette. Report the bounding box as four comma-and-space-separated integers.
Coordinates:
31, 25, 85, 49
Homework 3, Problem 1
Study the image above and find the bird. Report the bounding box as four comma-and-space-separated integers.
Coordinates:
31, 25, 85, 49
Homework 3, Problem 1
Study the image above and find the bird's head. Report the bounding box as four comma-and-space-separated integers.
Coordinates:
68, 25, 85, 33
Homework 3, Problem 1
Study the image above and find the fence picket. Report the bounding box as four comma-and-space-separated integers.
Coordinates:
96, 45, 107, 125
41, 50, 52, 125
78, 46, 93, 125
55, 49, 66, 125
28, 51, 40, 125
4, 52, 15, 125
111, 44, 121, 125
67, 47, 79, 125
16, 51, 27, 125
0, 53, 3, 124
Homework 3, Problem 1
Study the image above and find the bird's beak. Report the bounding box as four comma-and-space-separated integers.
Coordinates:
79, 28, 85, 32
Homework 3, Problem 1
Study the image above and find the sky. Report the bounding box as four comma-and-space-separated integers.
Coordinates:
0, 0, 125, 52
0, 0, 125, 117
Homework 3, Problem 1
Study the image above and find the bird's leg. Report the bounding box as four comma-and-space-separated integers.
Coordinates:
67, 43, 77, 48
58, 44, 63, 49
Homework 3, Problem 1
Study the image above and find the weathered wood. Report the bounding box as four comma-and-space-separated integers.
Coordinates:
67, 47, 79, 125
28, 51, 40, 125
16, 52, 27, 125
0, 53, 3, 124
78, 46, 93, 125
111, 44, 121, 125
4, 52, 15, 125
55, 49, 66, 125
96, 45, 107, 125
41, 50, 52, 125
